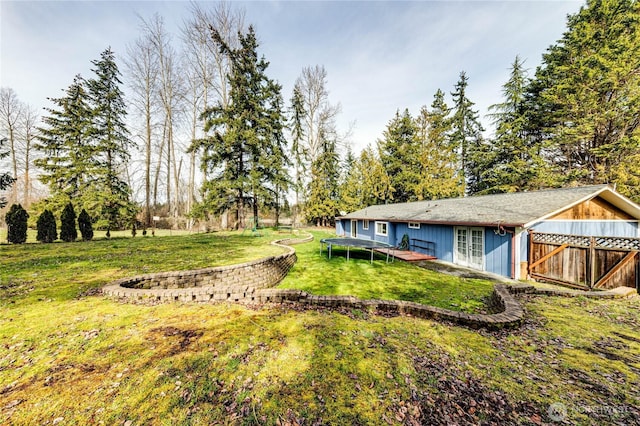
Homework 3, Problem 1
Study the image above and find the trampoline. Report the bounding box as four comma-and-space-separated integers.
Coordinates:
319, 237, 395, 264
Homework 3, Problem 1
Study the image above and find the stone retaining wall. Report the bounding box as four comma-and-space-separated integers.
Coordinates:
103, 233, 635, 330
252, 284, 524, 330
102, 234, 312, 303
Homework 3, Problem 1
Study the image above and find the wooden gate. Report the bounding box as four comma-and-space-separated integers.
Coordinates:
528, 231, 640, 290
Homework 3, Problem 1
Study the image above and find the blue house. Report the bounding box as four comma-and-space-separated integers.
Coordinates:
336, 185, 640, 279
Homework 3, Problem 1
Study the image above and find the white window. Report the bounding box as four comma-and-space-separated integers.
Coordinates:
363, 220, 369, 230
375, 221, 388, 236
408, 222, 420, 229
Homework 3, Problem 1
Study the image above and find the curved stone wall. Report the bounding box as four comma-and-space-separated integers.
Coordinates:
102, 234, 313, 303
103, 233, 635, 330
253, 284, 525, 329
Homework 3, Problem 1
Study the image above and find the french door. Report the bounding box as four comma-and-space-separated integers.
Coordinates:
454, 227, 484, 270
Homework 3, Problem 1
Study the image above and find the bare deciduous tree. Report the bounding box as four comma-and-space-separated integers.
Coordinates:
138, 14, 185, 219
294, 66, 341, 164
0, 87, 23, 204
20, 105, 39, 207
124, 27, 160, 228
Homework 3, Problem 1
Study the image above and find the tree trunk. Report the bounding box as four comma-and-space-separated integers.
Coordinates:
153, 122, 166, 209
253, 195, 258, 230
166, 116, 171, 218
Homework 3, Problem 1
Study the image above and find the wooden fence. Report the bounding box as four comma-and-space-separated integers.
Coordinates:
528, 231, 640, 290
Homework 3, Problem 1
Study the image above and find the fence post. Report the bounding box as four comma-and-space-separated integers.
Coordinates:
589, 236, 596, 289
527, 229, 534, 279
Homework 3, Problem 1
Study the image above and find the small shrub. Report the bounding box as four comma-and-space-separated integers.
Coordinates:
60, 202, 78, 242
5, 203, 29, 244
36, 209, 57, 243
78, 209, 94, 241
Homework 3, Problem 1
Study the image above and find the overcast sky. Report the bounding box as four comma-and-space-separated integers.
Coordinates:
1, 0, 583, 154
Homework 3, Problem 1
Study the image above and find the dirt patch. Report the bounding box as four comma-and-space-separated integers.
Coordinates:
0, 279, 34, 300
149, 326, 203, 355
76, 287, 103, 298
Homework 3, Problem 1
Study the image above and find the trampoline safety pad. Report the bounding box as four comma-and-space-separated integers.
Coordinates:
319, 237, 395, 264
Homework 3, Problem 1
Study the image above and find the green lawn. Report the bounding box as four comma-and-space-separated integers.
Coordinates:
278, 230, 494, 312
0, 229, 288, 307
1, 229, 639, 425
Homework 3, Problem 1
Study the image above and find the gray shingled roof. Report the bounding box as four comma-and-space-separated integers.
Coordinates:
339, 185, 640, 227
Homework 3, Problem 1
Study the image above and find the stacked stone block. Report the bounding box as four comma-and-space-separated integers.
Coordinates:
103, 233, 633, 330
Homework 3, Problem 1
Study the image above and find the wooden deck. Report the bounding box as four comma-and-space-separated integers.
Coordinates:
375, 248, 437, 262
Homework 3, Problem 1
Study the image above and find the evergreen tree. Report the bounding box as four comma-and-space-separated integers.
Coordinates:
250, 79, 290, 229
377, 109, 421, 202
289, 86, 306, 217
36, 50, 136, 229
78, 209, 94, 241
194, 26, 289, 229
484, 56, 551, 193
0, 137, 15, 208
5, 203, 28, 244
60, 202, 78, 242
35, 75, 93, 205
359, 145, 394, 207
413, 90, 462, 200
86, 47, 136, 233
306, 130, 341, 226
36, 209, 57, 243
450, 71, 484, 194
338, 146, 362, 213
531, 0, 640, 200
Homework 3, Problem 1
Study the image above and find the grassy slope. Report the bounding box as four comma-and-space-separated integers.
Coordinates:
0, 231, 285, 307
278, 231, 494, 312
1, 230, 639, 425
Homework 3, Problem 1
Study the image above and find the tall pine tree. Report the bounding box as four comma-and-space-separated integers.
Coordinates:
483, 57, 550, 193
35, 75, 94, 207
289, 86, 306, 218
86, 47, 136, 232
532, 0, 640, 200
413, 90, 462, 200
377, 109, 420, 203
450, 71, 484, 194
36, 49, 135, 229
194, 26, 289, 229
306, 129, 340, 226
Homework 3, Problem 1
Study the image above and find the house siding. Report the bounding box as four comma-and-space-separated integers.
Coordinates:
484, 229, 512, 277
392, 223, 454, 261
339, 218, 638, 280
338, 220, 513, 276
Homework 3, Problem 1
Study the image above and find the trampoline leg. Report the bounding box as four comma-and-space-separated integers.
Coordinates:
371, 249, 374, 264
386, 250, 389, 263
347, 246, 350, 261
329, 245, 332, 259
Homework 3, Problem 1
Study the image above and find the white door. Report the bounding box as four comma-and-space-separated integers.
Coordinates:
454, 227, 484, 270
351, 220, 357, 238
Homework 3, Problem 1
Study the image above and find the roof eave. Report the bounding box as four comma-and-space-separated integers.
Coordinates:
338, 217, 524, 228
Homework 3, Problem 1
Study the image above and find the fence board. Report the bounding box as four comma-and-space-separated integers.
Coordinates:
529, 231, 639, 290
